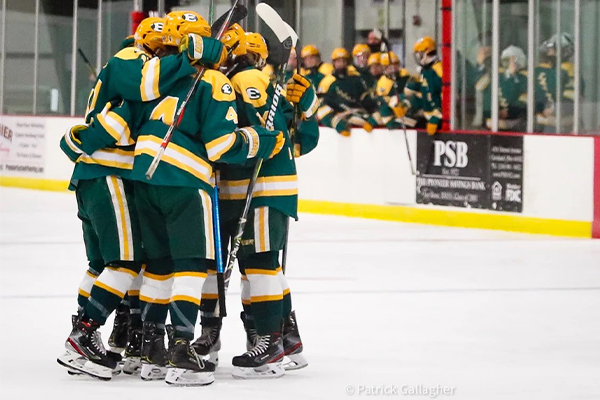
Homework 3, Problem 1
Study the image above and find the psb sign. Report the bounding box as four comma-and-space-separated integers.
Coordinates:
432, 140, 469, 168
416, 132, 523, 212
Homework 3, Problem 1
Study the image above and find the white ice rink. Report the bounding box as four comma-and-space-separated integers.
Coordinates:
1, 187, 599, 399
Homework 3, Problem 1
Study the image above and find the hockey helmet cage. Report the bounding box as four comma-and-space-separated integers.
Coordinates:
221, 23, 247, 57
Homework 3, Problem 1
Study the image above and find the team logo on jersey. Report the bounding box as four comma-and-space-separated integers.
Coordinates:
221, 83, 233, 95
151, 22, 164, 32
182, 13, 198, 22
246, 87, 261, 100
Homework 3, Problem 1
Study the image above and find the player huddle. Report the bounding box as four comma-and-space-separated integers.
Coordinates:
57, 8, 318, 386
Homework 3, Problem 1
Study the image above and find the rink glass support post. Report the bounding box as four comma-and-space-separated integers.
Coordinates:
442, 0, 453, 131
70, 0, 79, 117
490, 0, 499, 132
527, 0, 535, 133
573, 0, 581, 134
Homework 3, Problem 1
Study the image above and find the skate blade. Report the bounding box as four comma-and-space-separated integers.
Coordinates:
232, 363, 285, 379
57, 356, 113, 381
283, 353, 308, 371
108, 346, 125, 354
122, 357, 142, 375
165, 368, 215, 386
140, 363, 167, 381
207, 351, 219, 367
59, 350, 86, 375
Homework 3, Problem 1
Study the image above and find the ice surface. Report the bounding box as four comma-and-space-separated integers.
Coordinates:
1, 187, 599, 399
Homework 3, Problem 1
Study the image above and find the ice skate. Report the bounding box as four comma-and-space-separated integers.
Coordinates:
165, 338, 216, 386
140, 321, 167, 381
122, 327, 142, 375
231, 332, 285, 379
57, 318, 117, 380
240, 312, 258, 350
191, 319, 221, 366
107, 307, 129, 353
282, 310, 308, 370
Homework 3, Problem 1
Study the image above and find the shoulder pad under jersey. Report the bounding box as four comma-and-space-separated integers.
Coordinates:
201, 69, 237, 102
113, 47, 149, 62
318, 74, 337, 94
230, 68, 270, 108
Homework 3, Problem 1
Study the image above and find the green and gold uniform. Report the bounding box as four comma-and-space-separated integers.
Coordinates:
534, 62, 571, 132
76, 68, 274, 340
302, 62, 333, 94
476, 68, 528, 131
200, 65, 319, 335
405, 60, 443, 129
317, 67, 397, 134
59, 47, 196, 324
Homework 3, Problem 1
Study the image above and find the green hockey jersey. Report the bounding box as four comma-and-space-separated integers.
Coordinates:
218, 66, 320, 220
63, 47, 196, 189
71, 69, 260, 197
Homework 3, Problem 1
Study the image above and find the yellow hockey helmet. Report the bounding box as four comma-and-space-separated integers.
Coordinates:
134, 17, 166, 54
352, 43, 370, 57
367, 52, 381, 66
301, 44, 320, 58
413, 36, 437, 65
163, 11, 211, 47
221, 23, 247, 57
331, 48, 349, 61
413, 36, 436, 55
245, 32, 269, 68
380, 51, 400, 66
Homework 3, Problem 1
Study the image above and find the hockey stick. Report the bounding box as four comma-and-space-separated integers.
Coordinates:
209, 0, 215, 24
211, 181, 227, 317
78, 48, 98, 80
281, 21, 300, 275
380, 37, 416, 175
144, 1, 247, 180
218, 4, 293, 293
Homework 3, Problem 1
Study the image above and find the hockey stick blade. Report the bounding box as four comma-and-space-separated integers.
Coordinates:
256, 3, 292, 43
283, 21, 298, 48
211, 3, 247, 38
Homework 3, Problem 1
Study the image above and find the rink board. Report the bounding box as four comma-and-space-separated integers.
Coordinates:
0, 115, 597, 238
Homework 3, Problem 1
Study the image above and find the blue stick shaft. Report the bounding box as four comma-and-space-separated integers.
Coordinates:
212, 186, 223, 274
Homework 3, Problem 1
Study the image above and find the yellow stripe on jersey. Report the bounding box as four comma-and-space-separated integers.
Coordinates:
79, 148, 134, 170
143, 271, 174, 281
96, 105, 133, 145
135, 135, 213, 184
219, 175, 298, 200
141, 57, 161, 101
205, 132, 237, 161
230, 69, 269, 108
139, 295, 170, 305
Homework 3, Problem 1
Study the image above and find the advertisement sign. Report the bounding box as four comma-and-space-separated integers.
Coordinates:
0, 117, 46, 176
416, 132, 523, 212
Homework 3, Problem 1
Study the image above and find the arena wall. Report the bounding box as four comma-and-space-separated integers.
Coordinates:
0, 115, 597, 238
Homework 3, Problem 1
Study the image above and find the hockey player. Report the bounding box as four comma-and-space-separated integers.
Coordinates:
195, 28, 318, 378
368, 52, 384, 82
316, 48, 398, 136
352, 43, 376, 89
376, 51, 411, 100
396, 36, 443, 135
479, 45, 528, 131
301, 44, 333, 88
535, 33, 579, 133
64, 15, 283, 386
57, 14, 227, 381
